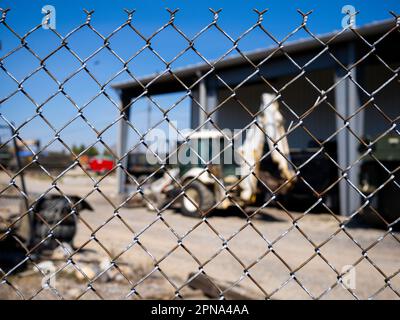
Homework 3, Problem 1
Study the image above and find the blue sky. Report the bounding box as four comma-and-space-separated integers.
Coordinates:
1, 0, 399, 153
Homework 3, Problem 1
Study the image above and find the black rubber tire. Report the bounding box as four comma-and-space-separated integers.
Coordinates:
180, 181, 215, 217
37, 224, 77, 240
39, 199, 77, 225
34, 224, 77, 250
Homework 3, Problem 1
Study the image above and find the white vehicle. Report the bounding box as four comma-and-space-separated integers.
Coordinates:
144, 93, 296, 217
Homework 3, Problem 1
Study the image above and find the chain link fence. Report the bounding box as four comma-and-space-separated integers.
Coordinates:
0, 7, 399, 300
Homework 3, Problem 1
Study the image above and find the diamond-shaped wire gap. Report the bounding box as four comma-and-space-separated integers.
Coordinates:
215, 83, 267, 130
169, 45, 207, 70
275, 73, 336, 141
348, 258, 388, 300
316, 230, 388, 299
351, 26, 399, 73
78, 92, 120, 132
365, 232, 400, 277
0, 44, 41, 82
146, 24, 194, 64
202, 248, 247, 297
88, 213, 136, 263
249, 206, 294, 242
14, 115, 58, 164
294, 209, 342, 242
42, 46, 83, 82
149, 91, 191, 128
298, 42, 346, 76
193, 23, 241, 62
63, 24, 106, 62
79, 46, 126, 85
295, 254, 339, 299
134, 217, 181, 262
127, 96, 171, 140
246, 244, 296, 298
0, 90, 39, 128
157, 245, 204, 299
36, 91, 82, 132
129, 267, 177, 300
105, 23, 148, 62
64, 239, 116, 290
226, 223, 271, 267
60, 66, 105, 108
285, 149, 340, 213
64, 239, 135, 300
17, 25, 63, 59
124, 101, 175, 151
361, 65, 399, 139
126, 45, 167, 76
73, 195, 118, 248
271, 225, 317, 271
56, 115, 99, 154
318, 228, 362, 273
31, 144, 92, 195
20, 69, 60, 109
180, 220, 222, 265
229, 19, 277, 54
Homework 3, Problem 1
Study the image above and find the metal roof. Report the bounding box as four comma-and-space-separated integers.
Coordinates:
112, 19, 395, 93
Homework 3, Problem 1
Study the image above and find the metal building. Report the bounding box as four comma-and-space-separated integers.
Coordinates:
112, 19, 399, 216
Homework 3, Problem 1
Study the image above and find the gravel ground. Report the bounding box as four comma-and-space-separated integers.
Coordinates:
1, 171, 400, 300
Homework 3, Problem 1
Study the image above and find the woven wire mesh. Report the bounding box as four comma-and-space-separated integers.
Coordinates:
0, 7, 399, 300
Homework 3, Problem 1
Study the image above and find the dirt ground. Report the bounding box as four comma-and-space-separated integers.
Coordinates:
1, 170, 400, 300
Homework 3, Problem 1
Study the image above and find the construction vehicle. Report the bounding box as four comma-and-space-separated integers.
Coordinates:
144, 93, 297, 217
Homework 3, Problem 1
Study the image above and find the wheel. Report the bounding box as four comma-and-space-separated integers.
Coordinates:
181, 181, 215, 217
34, 224, 77, 251
39, 198, 77, 225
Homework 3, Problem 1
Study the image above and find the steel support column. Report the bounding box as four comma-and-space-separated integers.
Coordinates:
206, 77, 218, 129
116, 93, 132, 199
334, 43, 363, 216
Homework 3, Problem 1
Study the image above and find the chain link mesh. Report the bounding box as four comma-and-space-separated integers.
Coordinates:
0, 7, 399, 300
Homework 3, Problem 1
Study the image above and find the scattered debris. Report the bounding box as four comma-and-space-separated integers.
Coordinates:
187, 272, 256, 300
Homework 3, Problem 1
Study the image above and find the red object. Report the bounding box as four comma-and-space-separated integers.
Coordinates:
88, 157, 114, 173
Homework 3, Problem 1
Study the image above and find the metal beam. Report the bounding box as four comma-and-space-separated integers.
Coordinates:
198, 76, 207, 128
334, 43, 363, 216
206, 76, 218, 129
116, 94, 132, 199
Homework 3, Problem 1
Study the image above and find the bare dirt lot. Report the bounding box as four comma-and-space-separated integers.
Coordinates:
1, 170, 400, 299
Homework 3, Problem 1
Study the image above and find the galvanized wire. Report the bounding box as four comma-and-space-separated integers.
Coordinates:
0, 7, 399, 300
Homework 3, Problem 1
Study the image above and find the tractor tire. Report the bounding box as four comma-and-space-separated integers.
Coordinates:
34, 224, 77, 251
181, 181, 215, 218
